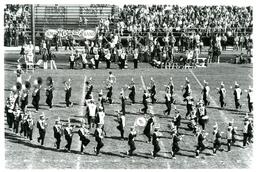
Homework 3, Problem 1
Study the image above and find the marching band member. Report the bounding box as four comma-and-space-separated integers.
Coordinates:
184, 93, 194, 118
247, 86, 253, 113
64, 79, 73, 108
53, 118, 63, 150
187, 105, 198, 134
141, 90, 150, 114
163, 87, 172, 115
167, 77, 175, 104
13, 108, 21, 134
6, 86, 19, 129
217, 82, 226, 108
37, 113, 47, 146
19, 112, 28, 137
45, 77, 54, 110
98, 90, 106, 110
233, 81, 242, 109
93, 44, 99, 69
151, 126, 161, 159
94, 123, 104, 155
212, 123, 222, 155
105, 49, 111, 69
116, 110, 126, 140
143, 113, 154, 143
120, 89, 127, 116
64, 120, 74, 152
197, 100, 208, 130
127, 78, 136, 104
20, 80, 31, 113
85, 78, 93, 100
15, 64, 24, 84
32, 77, 42, 112
69, 53, 75, 69
173, 109, 181, 133
26, 112, 34, 141
78, 123, 90, 154
148, 77, 156, 104
127, 126, 137, 156
86, 99, 97, 129
195, 128, 207, 158
202, 80, 210, 106
226, 120, 236, 152
171, 129, 184, 159
81, 51, 88, 69
107, 71, 117, 84
182, 77, 191, 98
106, 80, 113, 104
247, 118, 253, 144
96, 106, 106, 136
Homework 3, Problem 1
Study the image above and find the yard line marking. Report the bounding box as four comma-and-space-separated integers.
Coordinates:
140, 75, 170, 169
76, 75, 87, 169
248, 74, 253, 80
189, 69, 241, 168
80, 75, 87, 116
189, 69, 228, 123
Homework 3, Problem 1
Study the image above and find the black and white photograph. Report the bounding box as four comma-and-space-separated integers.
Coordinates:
1, 0, 255, 169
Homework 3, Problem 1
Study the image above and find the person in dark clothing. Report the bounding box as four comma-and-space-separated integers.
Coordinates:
143, 114, 154, 143
53, 119, 62, 150
218, 82, 226, 108
37, 113, 47, 146
116, 111, 125, 140
45, 77, 54, 110
195, 128, 207, 158
164, 88, 172, 115
141, 90, 150, 114
127, 79, 136, 104
32, 84, 40, 112
64, 79, 73, 107
151, 127, 161, 159
171, 131, 183, 159
106, 81, 113, 104
64, 121, 74, 152
78, 123, 90, 154
85, 80, 93, 100
149, 78, 156, 104
94, 123, 104, 155
127, 126, 137, 156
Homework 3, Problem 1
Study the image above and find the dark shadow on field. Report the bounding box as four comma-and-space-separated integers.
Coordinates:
101, 151, 126, 158
120, 152, 151, 159
175, 152, 197, 158
178, 132, 194, 137
205, 106, 248, 114
180, 148, 212, 156
59, 102, 79, 106
5, 131, 66, 153
105, 135, 127, 141
126, 111, 141, 116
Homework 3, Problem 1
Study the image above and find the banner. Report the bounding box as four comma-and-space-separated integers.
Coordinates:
44, 29, 96, 40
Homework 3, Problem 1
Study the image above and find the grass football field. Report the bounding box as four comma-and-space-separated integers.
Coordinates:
4, 52, 253, 169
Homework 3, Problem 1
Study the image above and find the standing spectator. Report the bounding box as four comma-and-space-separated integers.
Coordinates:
69, 53, 75, 69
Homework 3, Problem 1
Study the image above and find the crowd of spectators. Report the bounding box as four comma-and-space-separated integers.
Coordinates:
4, 5, 30, 47
4, 4, 253, 68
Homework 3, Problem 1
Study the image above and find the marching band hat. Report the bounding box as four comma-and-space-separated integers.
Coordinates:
220, 81, 224, 87
213, 122, 218, 129
40, 113, 45, 119
99, 106, 103, 110
99, 89, 103, 95
234, 81, 239, 87
249, 86, 252, 92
